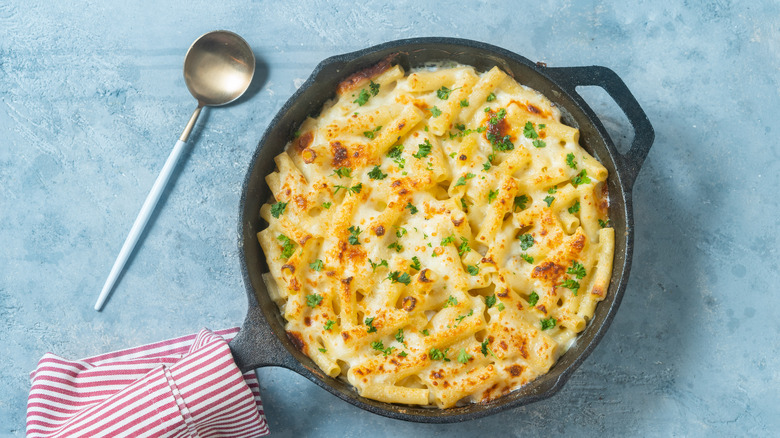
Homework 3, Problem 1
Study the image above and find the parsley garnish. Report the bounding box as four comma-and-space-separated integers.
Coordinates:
488, 189, 498, 203
528, 291, 539, 307
387, 145, 403, 159
369, 80, 380, 96
277, 234, 295, 259
532, 139, 546, 148
543, 196, 555, 207
548, 185, 558, 194
430, 106, 442, 117
324, 320, 335, 331
306, 294, 323, 308
388, 241, 404, 252
421, 329, 430, 336
481, 339, 495, 357
309, 259, 324, 271
270, 201, 288, 218
413, 139, 432, 158
395, 328, 406, 346
523, 121, 538, 139
363, 126, 382, 139
347, 225, 362, 245
395, 227, 407, 238
405, 202, 418, 214
429, 348, 450, 362
487, 133, 515, 151
497, 303, 505, 311
599, 218, 611, 228
483, 161, 491, 171
568, 201, 580, 214
454, 172, 475, 187
458, 237, 471, 257
485, 295, 497, 308
567, 261, 587, 279
367, 165, 387, 180
521, 253, 534, 264
387, 271, 412, 285
332, 167, 352, 178
457, 348, 473, 364
571, 169, 591, 187
489, 108, 507, 125
460, 99, 469, 107
369, 258, 388, 271
319, 347, 327, 353
566, 153, 577, 169
486, 92, 496, 102
334, 183, 362, 195
354, 89, 370, 106
371, 340, 395, 357
518, 234, 534, 250
513, 195, 528, 212
460, 198, 468, 212
441, 235, 456, 246
443, 295, 458, 308
437, 86, 456, 100
365, 316, 377, 333
541, 316, 557, 330
410, 256, 421, 271
560, 279, 580, 294
399, 351, 408, 357
322, 201, 332, 209
466, 264, 479, 276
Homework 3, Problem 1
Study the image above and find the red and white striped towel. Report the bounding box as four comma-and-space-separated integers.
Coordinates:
26, 327, 269, 437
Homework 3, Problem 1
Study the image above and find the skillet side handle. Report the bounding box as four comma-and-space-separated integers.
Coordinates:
545, 66, 655, 189
229, 304, 300, 373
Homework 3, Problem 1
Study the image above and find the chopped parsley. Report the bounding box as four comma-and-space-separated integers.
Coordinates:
322, 201, 332, 209
497, 303, 505, 311
483, 161, 492, 171
443, 295, 458, 308
528, 291, 539, 307
399, 351, 408, 357
566, 153, 577, 169
532, 139, 547, 148
523, 121, 539, 139
421, 329, 430, 336
513, 195, 529, 211
309, 259, 324, 271
410, 256, 421, 271
405, 202, 418, 214
354, 89, 370, 106
369, 80, 380, 96
460, 99, 469, 107
395, 328, 406, 346
429, 347, 450, 362
548, 185, 558, 194
486, 92, 496, 102
568, 201, 580, 214
518, 233, 534, 250
345, 226, 361, 246
567, 261, 587, 279
489, 108, 507, 125
306, 294, 323, 308
599, 218, 611, 228
388, 241, 404, 252
466, 264, 479, 276
387, 271, 412, 285
365, 316, 377, 333
540, 316, 557, 330
572, 169, 592, 187
363, 126, 382, 139
488, 189, 498, 203
543, 195, 555, 207
457, 348, 473, 364
413, 139, 432, 158
334, 183, 362, 195
319, 347, 327, 353
441, 235, 456, 246
454, 172, 476, 187
458, 237, 471, 257
367, 165, 387, 180
480, 339, 495, 357
277, 234, 295, 259
460, 197, 468, 212
436, 85, 456, 100
430, 106, 442, 117
324, 320, 335, 331
371, 340, 395, 357
520, 253, 534, 264
369, 258, 388, 271
395, 227, 407, 238
485, 295, 497, 308
270, 201, 288, 218
560, 279, 580, 294
332, 167, 352, 178
387, 145, 404, 159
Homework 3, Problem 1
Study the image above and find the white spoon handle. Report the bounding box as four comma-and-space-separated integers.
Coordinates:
94, 138, 189, 311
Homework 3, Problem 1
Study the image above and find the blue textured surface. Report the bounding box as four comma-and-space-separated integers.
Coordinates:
2, 1, 778, 436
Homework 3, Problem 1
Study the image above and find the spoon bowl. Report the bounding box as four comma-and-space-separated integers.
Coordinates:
184, 31, 255, 106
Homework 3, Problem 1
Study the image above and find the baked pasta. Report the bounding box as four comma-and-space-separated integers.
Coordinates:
257, 61, 614, 408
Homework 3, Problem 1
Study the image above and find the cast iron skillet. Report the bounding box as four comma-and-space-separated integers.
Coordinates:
229, 37, 654, 423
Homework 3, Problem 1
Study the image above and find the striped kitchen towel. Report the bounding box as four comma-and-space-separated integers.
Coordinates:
26, 327, 269, 437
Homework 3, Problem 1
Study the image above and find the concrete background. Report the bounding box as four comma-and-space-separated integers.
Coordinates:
1, 0, 778, 436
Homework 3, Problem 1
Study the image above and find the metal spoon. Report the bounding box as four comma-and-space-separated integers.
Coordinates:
95, 30, 255, 311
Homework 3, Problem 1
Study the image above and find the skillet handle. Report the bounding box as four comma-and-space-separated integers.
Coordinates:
229, 304, 301, 373
544, 66, 654, 189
